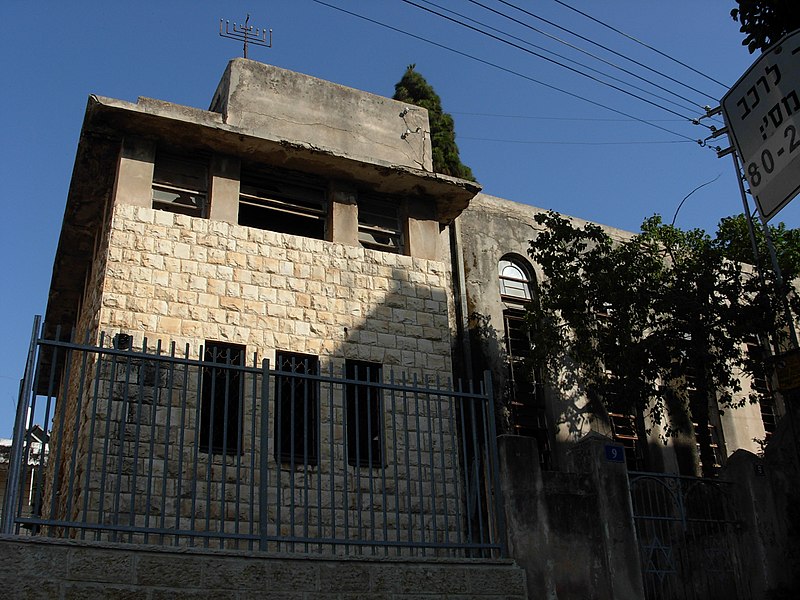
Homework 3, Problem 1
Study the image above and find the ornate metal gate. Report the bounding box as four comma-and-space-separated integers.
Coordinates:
629, 472, 751, 600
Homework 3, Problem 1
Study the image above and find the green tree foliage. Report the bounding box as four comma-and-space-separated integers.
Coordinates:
731, 0, 800, 53
527, 212, 794, 475
392, 65, 475, 181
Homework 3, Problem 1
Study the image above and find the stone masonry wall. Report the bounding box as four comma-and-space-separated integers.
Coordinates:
0, 536, 528, 599
48, 203, 464, 552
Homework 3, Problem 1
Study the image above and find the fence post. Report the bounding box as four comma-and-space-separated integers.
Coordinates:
1, 315, 41, 534
258, 358, 270, 551
482, 370, 508, 557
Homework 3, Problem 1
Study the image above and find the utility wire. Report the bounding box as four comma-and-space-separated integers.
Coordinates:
419, 0, 703, 117
452, 111, 687, 122
460, 0, 712, 113
549, 0, 728, 89
311, 1, 700, 143
462, 136, 695, 146
492, 0, 720, 103
400, 0, 712, 128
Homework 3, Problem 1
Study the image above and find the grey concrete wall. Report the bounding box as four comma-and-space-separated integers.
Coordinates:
0, 536, 527, 599
211, 59, 433, 173
498, 433, 644, 600
723, 406, 800, 596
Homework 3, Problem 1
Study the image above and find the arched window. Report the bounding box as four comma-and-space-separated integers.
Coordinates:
499, 259, 532, 302
497, 256, 550, 468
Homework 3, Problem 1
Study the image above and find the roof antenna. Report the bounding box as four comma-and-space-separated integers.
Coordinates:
219, 13, 272, 58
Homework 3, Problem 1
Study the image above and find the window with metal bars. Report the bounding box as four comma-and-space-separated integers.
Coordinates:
274, 351, 319, 465
745, 340, 777, 441
345, 360, 384, 468
238, 166, 327, 239
151, 152, 208, 218
200, 341, 245, 455
499, 257, 551, 468
357, 195, 403, 253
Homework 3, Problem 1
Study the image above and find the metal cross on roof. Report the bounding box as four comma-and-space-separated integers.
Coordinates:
219, 14, 272, 58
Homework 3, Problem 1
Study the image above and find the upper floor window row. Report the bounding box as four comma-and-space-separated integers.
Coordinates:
150, 152, 404, 254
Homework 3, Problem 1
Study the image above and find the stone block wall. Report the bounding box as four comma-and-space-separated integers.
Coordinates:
44, 203, 466, 553
0, 536, 528, 599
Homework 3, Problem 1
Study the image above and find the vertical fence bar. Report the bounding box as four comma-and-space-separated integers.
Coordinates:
175, 344, 190, 546
80, 335, 107, 538
258, 358, 272, 551
1, 315, 40, 534
482, 370, 506, 557
259, 358, 270, 552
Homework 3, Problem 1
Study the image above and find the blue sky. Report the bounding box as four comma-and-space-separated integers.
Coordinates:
0, 0, 795, 436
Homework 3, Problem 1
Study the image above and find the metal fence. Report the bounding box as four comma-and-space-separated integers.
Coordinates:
2, 322, 505, 558
629, 471, 750, 600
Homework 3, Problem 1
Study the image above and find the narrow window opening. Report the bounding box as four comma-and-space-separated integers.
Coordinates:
345, 360, 384, 467
200, 341, 245, 455
274, 351, 319, 465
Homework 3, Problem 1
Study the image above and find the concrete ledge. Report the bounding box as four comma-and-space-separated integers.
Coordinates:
0, 535, 527, 599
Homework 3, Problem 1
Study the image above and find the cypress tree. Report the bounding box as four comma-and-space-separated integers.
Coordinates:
392, 65, 475, 181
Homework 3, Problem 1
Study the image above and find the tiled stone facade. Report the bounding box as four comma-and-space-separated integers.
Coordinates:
98, 204, 453, 378
46, 203, 465, 551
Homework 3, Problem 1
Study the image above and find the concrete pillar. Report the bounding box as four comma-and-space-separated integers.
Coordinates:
568, 432, 644, 600
208, 155, 240, 224
497, 435, 554, 600
405, 197, 439, 261
328, 182, 358, 246
112, 137, 155, 208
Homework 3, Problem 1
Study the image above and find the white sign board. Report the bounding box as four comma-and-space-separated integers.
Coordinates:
722, 29, 800, 222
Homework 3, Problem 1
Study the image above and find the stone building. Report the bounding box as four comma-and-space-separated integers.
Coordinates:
11, 57, 789, 598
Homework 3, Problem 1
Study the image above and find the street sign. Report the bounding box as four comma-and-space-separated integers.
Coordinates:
604, 444, 625, 463
722, 29, 800, 222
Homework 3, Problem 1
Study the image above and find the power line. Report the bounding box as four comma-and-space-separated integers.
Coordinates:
493, 0, 720, 103
548, 0, 729, 89
452, 111, 687, 122
461, 136, 695, 146
400, 0, 711, 127
418, 0, 704, 117
459, 0, 712, 113
311, 1, 700, 143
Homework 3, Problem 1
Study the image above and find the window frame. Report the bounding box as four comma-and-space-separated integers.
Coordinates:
357, 195, 403, 254
151, 152, 208, 218
274, 351, 320, 466
238, 166, 327, 239
200, 341, 246, 455
344, 360, 385, 468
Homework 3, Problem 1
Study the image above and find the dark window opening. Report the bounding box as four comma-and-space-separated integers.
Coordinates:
274, 352, 319, 465
200, 341, 245, 455
747, 340, 777, 442
500, 257, 551, 469
686, 369, 725, 475
152, 152, 208, 217
606, 391, 645, 470
345, 360, 384, 468
357, 196, 403, 253
238, 167, 326, 239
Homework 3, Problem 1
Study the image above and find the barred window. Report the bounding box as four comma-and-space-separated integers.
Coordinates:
200, 341, 245, 455
274, 352, 319, 465
345, 360, 384, 468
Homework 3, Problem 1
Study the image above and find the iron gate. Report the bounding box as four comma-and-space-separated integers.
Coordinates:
629, 471, 751, 600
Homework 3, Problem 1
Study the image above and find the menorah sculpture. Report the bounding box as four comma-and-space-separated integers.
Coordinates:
219, 14, 272, 58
